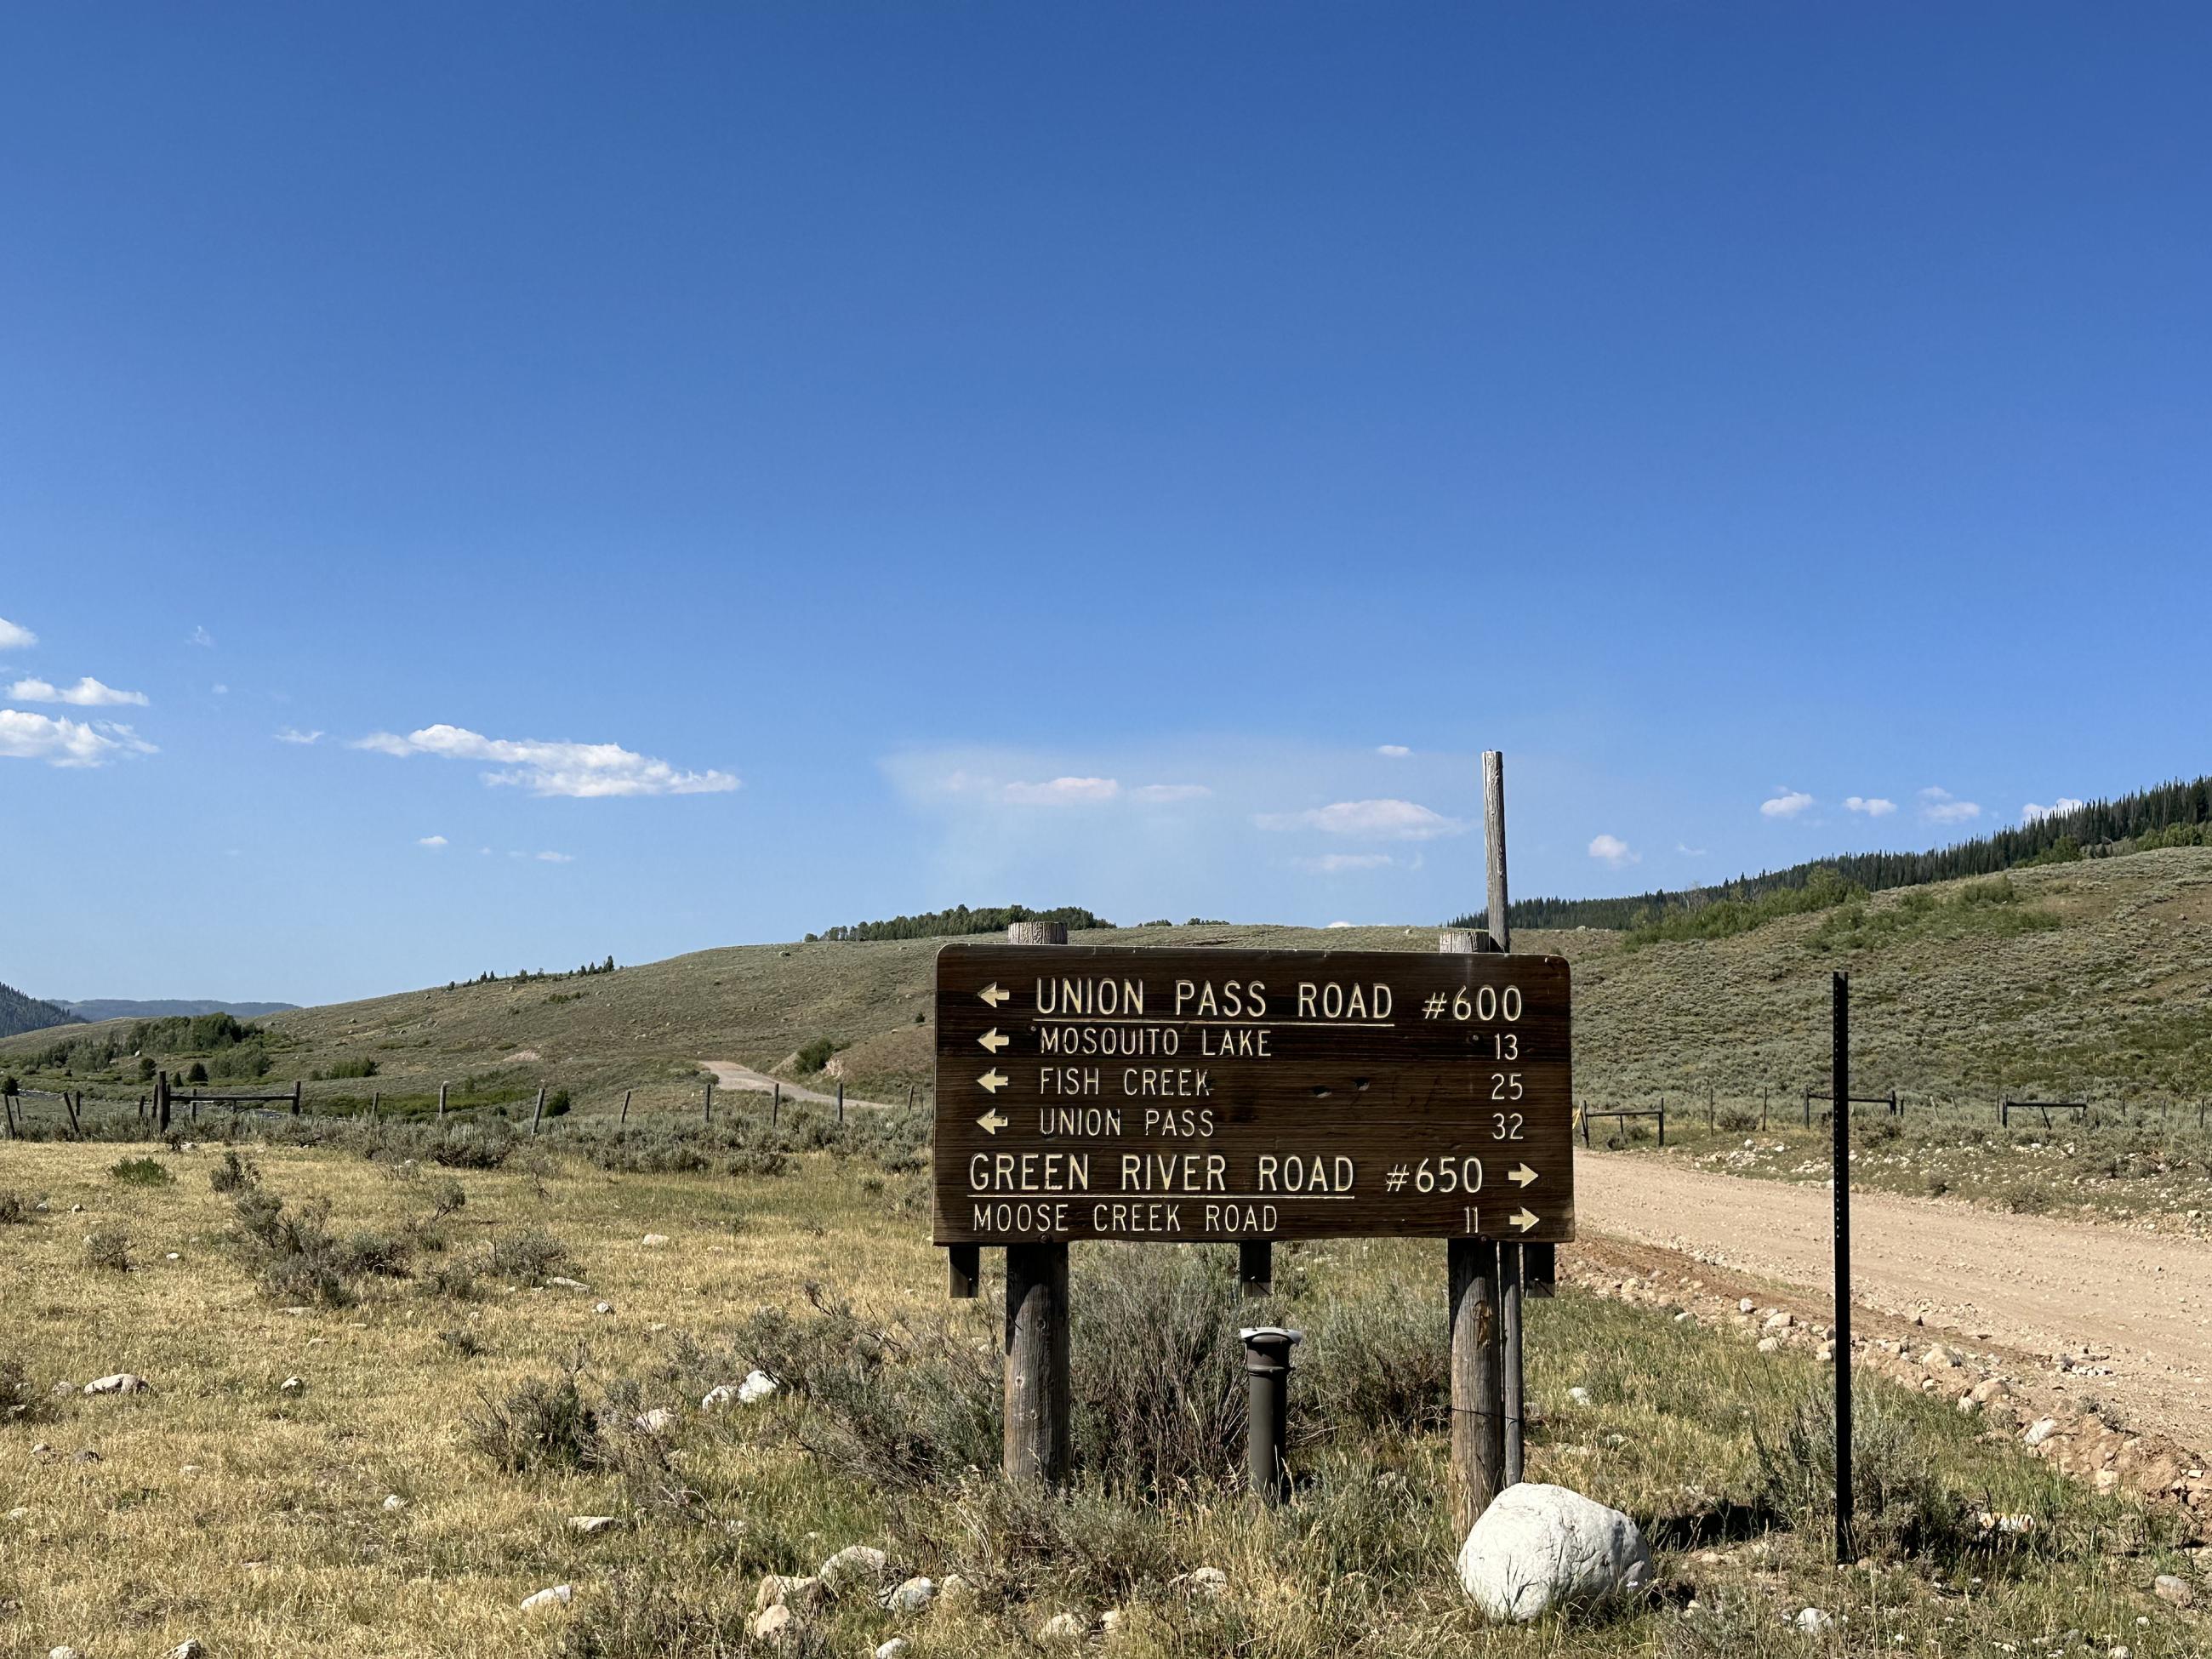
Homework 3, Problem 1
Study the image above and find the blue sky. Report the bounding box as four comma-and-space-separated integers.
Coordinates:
3, 3, 2208, 1005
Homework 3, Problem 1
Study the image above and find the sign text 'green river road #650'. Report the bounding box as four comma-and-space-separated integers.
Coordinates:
932, 944, 1575, 1246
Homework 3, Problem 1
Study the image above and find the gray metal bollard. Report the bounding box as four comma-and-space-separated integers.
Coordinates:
1240, 1325, 1303, 1502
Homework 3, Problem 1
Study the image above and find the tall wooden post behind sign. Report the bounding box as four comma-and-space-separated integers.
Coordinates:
1832, 971, 1856, 1563
1003, 919, 1072, 1485
1486, 751, 1526, 1489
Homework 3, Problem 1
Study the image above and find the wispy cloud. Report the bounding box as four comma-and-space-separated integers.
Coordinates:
1844, 795, 1896, 818
274, 727, 324, 745
1588, 833, 1639, 869
417, 835, 448, 848
1129, 783, 1211, 803
0, 616, 36, 652
1376, 744, 1411, 758
1291, 852, 1397, 874
523, 849, 573, 863
1759, 789, 1815, 820
2023, 797, 2084, 824
353, 723, 738, 798
1919, 786, 1981, 825
1001, 776, 1121, 807
0, 710, 157, 768
1677, 843, 1707, 857
189, 625, 215, 648
9, 675, 149, 708
1253, 798, 1468, 841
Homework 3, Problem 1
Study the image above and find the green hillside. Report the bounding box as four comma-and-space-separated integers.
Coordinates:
8, 847, 2212, 1115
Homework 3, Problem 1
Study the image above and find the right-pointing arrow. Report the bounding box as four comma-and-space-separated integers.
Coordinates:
1508, 1164, 1539, 1188
978, 1069, 1009, 1094
1509, 1208, 1538, 1233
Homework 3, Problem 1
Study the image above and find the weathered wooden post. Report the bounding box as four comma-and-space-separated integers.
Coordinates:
836, 1079, 845, 1125
703, 1080, 715, 1125
436, 1081, 448, 1121
1485, 750, 1526, 1491
1003, 918, 1072, 1485
290, 1079, 303, 1117
155, 1070, 171, 1132
65, 1090, 81, 1137
772, 1081, 781, 1126
619, 1090, 631, 1126
530, 1086, 546, 1135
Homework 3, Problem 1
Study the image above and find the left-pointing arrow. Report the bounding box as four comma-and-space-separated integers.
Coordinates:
978, 1069, 1009, 1094
977, 1109, 1009, 1134
1509, 1208, 1538, 1233
978, 1028, 1010, 1053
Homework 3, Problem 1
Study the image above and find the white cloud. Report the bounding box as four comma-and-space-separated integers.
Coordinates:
1759, 789, 1815, 820
1844, 796, 1896, 818
0, 616, 37, 651
1588, 833, 1639, 869
1292, 852, 1396, 874
418, 835, 448, 847
1002, 776, 1121, 806
1325, 920, 1357, 928
274, 727, 324, 745
1677, 843, 1707, 857
1129, 783, 1210, 803
8, 675, 149, 708
1253, 798, 1468, 841
1376, 744, 1411, 758
189, 625, 214, 647
534, 850, 573, 863
1919, 786, 1982, 825
210, 683, 229, 696
0, 710, 157, 767
2023, 797, 2085, 824
353, 723, 738, 798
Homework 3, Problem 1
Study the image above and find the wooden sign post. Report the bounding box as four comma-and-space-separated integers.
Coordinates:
934, 911, 1575, 1498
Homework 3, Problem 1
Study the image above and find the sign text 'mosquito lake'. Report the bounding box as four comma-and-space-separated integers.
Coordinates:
932, 944, 1575, 1246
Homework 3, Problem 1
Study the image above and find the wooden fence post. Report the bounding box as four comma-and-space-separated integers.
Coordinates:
704, 1080, 715, 1125
836, 1080, 845, 1124
619, 1090, 631, 1126
291, 1079, 303, 1117
1004, 918, 1072, 1485
772, 1082, 781, 1126
155, 1071, 170, 1132
530, 1086, 546, 1136
437, 1081, 448, 1121
66, 1091, 82, 1137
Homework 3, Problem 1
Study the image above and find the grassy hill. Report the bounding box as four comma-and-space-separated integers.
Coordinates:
9, 847, 2212, 1115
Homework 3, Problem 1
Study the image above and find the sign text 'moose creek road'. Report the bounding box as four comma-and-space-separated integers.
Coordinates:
932, 944, 1575, 1246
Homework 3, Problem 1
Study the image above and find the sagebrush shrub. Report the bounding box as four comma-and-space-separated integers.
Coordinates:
86, 1229, 132, 1272
110, 1156, 173, 1187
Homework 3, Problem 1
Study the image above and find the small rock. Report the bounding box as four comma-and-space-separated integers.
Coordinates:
2153, 1573, 2193, 1607
1922, 1345, 1959, 1370
875, 1643, 910, 1659
633, 1407, 679, 1437
886, 1576, 936, 1614
569, 1515, 622, 1535
166, 1252, 180, 1262
73, 1449, 102, 1464
50, 1648, 86, 1659
1566, 1387, 1591, 1405
382, 1494, 406, 1512
279, 1377, 305, 1394
2025, 1417, 2061, 1447
4, 1507, 29, 1522
750, 1604, 795, 1642
938, 1573, 978, 1607
593, 1302, 614, 1316
1757, 1337, 1781, 1354
1738, 1297, 1757, 1314
545, 1275, 592, 1291
641, 1234, 670, 1247
169, 1644, 207, 1659
1795, 1607, 1833, 1633
819, 1544, 892, 1593
1040, 1612, 1087, 1642
1098, 1609, 1126, 1635
83, 1373, 150, 1396
1180, 1566, 1229, 1598
520, 1584, 573, 1612
754, 1575, 824, 1615
738, 1369, 778, 1405
702, 1384, 738, 1409
1762, 1311, 1793, 1334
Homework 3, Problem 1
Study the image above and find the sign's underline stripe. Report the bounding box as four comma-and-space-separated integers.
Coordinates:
1021, 1016, 1397, 1028
966, 1191, 1360, 1200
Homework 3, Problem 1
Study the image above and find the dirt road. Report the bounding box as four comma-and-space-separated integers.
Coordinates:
1578, 1151, 2212, 1451
700, 1060, 904, 1114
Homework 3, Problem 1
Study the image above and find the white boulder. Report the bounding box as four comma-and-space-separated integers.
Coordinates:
819, 1543, 891, 1593
1456, 1482, 1653, 1622
886, 1576, 936, 1614
520, 1583, 573, 1612
738, 1369, 778, 1404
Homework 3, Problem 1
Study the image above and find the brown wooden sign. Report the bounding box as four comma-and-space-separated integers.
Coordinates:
932, 944, 1573, 1246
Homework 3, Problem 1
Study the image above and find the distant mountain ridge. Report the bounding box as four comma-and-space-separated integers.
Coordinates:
59, 999, 299, 1022
0, 983, 81, 1039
